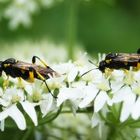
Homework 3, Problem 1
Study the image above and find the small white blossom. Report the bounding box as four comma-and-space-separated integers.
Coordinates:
4, 0, 38, 29
79, 85, 99, 108
40, 94, 56, 117
57, 87, 84, 107
0, 87, 24, 107
47, 76, 65, 90
40, 0, 55, 7
94, 91, 110, 113
131, 96, 140, 120
54, 62, 78, 83
20, 101, 38, 126
0, 105, 26, 130
110, 70, 125, 92
92, 76, 111, 112
112, 85, 136, 122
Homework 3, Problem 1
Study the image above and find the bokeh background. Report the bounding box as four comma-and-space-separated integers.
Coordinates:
1, 0, 140, 57
0, 0, 140, 140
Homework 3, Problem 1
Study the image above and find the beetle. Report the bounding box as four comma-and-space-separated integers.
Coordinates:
0, 56, 59, 98
81, 49, 140, 77
99, 49, 140, 72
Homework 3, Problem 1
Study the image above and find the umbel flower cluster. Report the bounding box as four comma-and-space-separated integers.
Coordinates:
1, 54, 140, 137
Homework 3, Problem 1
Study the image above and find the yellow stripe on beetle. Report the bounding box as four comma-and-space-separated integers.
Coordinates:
27, 71, 35, 83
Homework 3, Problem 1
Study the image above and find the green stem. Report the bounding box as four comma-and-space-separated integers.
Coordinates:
47, 134, 62, 140
39, 105, 63, 125
65, 0, 78, 60
61, 107, 93, 114
21, 128, 33, 140
106, 126, 117, 140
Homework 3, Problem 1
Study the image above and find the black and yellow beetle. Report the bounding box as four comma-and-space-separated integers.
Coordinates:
99, 49, 140, 72
0, 56, 59, 97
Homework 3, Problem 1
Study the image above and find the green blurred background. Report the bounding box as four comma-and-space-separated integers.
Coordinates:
1, 0, 140, 57
1, 0, 140, 139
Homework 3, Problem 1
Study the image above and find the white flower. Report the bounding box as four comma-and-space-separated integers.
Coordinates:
20, 101, 38, 126
131, 96, 140, 120
94, 91, 110, 113
0, 87, 25, 107
0, 88, 3, 96
123, 70, 135, 86
57, 87, 84, 107
0, 105, 26, 130
81, 70, 95, 83
77, 70, 111, 112
93, 77, 111, 112
54, 62, 78, 83
40, 0, 55, 7
40, 94, 56, 117
47, 76, 65, 90
24, 82, 57, 117
4, 0, 38, 29
110, 70, 125, 92
112, 86, 136, 122
24, 83, 42, 102
134, 70, 140, 83
79, 85, 99, 108
0, 86, 38, 129
112, 86, 130, 103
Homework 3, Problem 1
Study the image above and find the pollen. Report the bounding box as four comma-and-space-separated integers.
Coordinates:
97, 81, 110, 91
11, 95, 21, 103
32, 92, 42, 102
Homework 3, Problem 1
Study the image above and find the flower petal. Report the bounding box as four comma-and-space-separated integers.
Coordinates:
8, 105, 26, 130
131, 96, 140, 120
0, 109, 9, 121
21, 101, 38, 126
0, 120, 5, 131
120, 91, 136, 122
40, 94, 55, 117
67, 67, 78, 82
94, 91, 109, 113
91, 113, 100, 128
0, 88, 3, 96
112, 86, 130, 103
79, 85, 99, 108
57, 87, 84, 107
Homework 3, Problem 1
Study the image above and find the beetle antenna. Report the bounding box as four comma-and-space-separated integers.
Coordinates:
81, 68, 99, 77
80, 59, 99, 77
88, 59, 98, 67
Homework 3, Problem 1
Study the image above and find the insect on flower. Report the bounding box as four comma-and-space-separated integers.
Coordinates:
81, 49, 140, 77
0, 56, 59, 98
99, 48, 140, 72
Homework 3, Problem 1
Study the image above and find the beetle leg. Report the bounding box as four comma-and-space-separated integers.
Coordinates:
32, 56, 48, 68
35, 71, 57, 98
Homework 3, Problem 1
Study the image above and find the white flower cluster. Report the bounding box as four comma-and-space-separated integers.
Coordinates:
1, 0, 61, 29
4, 0, 38, 29
0, 54, 140, 132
